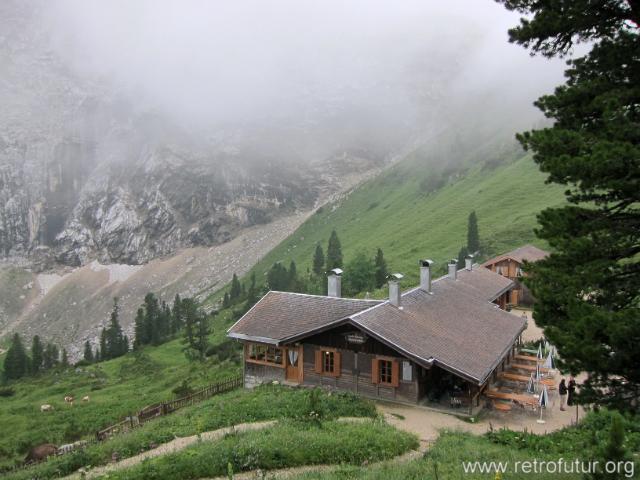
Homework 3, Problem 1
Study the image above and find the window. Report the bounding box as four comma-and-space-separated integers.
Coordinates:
314, 348, 341, 377
246, 343, 284, 367
379, 360, 393, 384
323, 351, 335, 374
372, 357, 400, 387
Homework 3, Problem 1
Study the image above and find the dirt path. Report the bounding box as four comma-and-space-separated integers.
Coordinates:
63, 421, 277, 479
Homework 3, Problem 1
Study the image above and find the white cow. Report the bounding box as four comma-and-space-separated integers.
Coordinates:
40, 404, 54, 412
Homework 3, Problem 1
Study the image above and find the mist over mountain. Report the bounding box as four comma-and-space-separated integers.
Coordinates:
0, 0, 565, 268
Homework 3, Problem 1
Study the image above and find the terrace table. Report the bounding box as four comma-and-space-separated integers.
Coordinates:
514, 354, 543, 363
485, 389, 539, 409
510, 363, 551, 373
499, 372, 556, 389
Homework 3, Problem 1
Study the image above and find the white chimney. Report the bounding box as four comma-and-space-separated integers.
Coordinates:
419, 259, 434, 293
388, 273, 403, 307
327, 268, 343, 297
465, 254, 474, 271
448, 259, 458, 281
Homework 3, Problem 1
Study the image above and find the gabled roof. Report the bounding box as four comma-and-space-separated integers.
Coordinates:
482, 244, 549, 267
227, 265, 524, 384
227, 291, 382, 344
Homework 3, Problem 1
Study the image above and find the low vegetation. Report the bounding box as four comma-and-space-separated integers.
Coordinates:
1, 385, 376, 479
101, 419, 418, 480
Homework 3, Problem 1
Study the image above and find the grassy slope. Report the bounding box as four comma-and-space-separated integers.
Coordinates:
207, 153, 565, 302
0, 313, 239, 470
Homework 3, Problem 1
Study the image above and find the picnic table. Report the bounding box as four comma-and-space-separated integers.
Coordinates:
485, 389, 539, 409
520, 348, 539, 355
498, 372, 556, 389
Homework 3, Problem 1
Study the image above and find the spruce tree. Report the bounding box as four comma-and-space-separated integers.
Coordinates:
83, 340, 94, 363
245, 272, 258, 310
288, 260, 298, 291
466, 211, 480, 255
222, 292, 231, 309
104, 297, 126, 358
267, 262, 289, 291
229, 273, 242, 302
43, 343, 59, 370
171, 294, 184, 333
374, 248, 388, 288
61, 349, 69, 368
326, 230, 343, 270
30, 335, 43, 375
312, 244, 325, 276
3, 333, 29, 381
498, 0, 640, 411
98, 329, 107, 363
133, 307, 147, 349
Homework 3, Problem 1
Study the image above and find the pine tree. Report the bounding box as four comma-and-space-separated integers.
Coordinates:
498, 0, 640, 411
229, 273, 242, 302
142, 293, 160, 347
30, 335, 43, 375
61, 349, 69, 368
133, 307, 147, 349
326, 230, 343, 270
457, 246, 469, 269
312, 244, 325, 276
245, 272, 258, 311
104, 297, 127, 358
43, 343, 59, 370
171, 294, 184, 333
193, 313, 211, 362
267, 262, 289, 291
374, 248, 388, 288
344, 251, 375, 296
466, 211, 480, 255
288, 260, 298, 291
83, 340, 94, 363
3, 333, 29, 381
222, 292, 231, 309
182, 298, 209, 361
98, 329, 107, 363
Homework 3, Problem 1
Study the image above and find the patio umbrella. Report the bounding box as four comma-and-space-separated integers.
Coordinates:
537, 385, 549, 424
543, 350, 555, 370
526, 373, 535, 394
537, 342, 543, 360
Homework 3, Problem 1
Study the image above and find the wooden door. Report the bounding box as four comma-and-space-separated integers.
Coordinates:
285, 346, 302, 383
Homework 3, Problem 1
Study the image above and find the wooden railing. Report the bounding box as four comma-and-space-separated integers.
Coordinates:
4, 375, 243, 474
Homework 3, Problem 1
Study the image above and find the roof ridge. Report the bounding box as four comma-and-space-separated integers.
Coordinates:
269, 290, 383, 302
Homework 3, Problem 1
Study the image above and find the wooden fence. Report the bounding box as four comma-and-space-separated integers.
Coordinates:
5, 375, 242, 474
96, 375, 243, 440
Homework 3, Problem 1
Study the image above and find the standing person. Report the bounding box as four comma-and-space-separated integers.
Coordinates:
567, 377, 576, 406
559, 378, 567, 411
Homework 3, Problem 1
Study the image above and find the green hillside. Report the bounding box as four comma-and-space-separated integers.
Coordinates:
218, 152, 565, 297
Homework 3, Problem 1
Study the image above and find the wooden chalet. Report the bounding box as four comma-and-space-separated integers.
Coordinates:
482, 244, 549, 306
228, 256, 526, 414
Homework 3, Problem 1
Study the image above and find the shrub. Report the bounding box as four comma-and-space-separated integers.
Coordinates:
0, 387, 15, 397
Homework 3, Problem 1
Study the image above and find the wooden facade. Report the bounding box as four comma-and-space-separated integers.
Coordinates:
240, 322, 519, 412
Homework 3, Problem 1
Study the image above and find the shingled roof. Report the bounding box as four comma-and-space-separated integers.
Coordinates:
228, 264, 525, 384
482, 244, 549, 267
227, 292, 382, 344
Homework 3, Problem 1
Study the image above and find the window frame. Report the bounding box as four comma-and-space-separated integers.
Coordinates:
378, 359, 393, 385
245, 342, 285, 368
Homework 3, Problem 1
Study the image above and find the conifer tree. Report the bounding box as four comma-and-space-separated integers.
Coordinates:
457, 246, 469, 269
374, 248, 388, 288
229, 273, 242, 302
43, 343, 59, 370
222, 292, 231, 309
30, 335, 43, 375
245, 272, 258, 310
182, 298, 209, 360
98, 329, 107, 363
466, 211, 480, 255
104, 297, 127, 358
133, 307, 147, 349
2, 333, 29, 381
267, 262, 289, 291
83, 340, 94, 363
312, 244, 325, 276
326, 230, 343, 270
61, 349, 69, 368
171, 294, 184, 333
498, 0, 640, 411
288, 260, 298, 291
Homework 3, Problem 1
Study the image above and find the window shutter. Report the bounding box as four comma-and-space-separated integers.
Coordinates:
371, 359, 379, 384
314, 350, 322, 374
391, 360, 400, 388
333, 351, 341, 377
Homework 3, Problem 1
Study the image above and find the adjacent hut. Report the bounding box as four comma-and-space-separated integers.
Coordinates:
228, 256, 526, 415
482, 244, 549, 306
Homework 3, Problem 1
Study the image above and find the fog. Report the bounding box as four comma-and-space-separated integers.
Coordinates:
38, 1, 564, 139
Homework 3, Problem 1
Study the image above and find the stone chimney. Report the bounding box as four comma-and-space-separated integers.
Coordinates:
419, 259, 434, 293
448, 259, 458, 281
465, 254, 474, 271
388, 273, 403, 307
327, 268, 343, 297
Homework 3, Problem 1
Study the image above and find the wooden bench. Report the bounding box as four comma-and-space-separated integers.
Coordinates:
510, 363, 551, 373
514, 354, 543, 363
485, 389, 539, 409
492, 400, 512, 412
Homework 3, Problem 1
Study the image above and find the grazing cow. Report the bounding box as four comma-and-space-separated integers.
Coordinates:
24, 444, 58, 464
64, 396, 74, 406
82, 395, 90, 402
40, 404, 53, 412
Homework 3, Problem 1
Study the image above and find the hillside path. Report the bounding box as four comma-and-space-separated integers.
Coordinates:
63, 421, 277, 479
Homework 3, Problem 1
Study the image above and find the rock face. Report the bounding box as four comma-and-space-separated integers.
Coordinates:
0, 1, 389, 268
